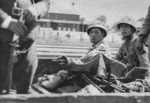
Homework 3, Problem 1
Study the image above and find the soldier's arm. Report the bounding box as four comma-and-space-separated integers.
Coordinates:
136, 43, 150, 68
139, 6, 150, 43
27, 0, 50, 18
0, 8, 27, 36
116, 45, 124, 61
0, 8, 17, 29
62, 44, 109, 72
96, 43, 111, 57
0, 8, 8, 26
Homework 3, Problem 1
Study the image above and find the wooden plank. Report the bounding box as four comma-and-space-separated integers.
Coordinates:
32, 84, 52, 95
1, 93, 150, 103
36, 45, 119, 59
37, 48, 88, 53
36, 45, 90, 49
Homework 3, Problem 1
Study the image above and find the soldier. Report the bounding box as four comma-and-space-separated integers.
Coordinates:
115, 16, 150, 71
0, 0, 50, 94
136, 6, 150, 61
38, 20, 126, 91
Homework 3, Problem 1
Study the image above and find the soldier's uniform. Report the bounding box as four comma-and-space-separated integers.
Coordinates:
38, 22, 126, 91
139, 6, 150, 46
137, 6, 150, 61
115, 16, 150, 70
0, 0, 50, 93
116, 35, 150, 69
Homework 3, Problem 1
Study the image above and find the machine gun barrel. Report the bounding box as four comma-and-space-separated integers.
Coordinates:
81, 74, 105, 93
94, 77, 126, 93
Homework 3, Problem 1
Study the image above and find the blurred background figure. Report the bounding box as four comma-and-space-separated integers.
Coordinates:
136, 6, 150, 61
136, 18, 145, 36
0, 0, 50, 94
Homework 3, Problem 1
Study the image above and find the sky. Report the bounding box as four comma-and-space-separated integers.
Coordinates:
51, 0, 150, 25
76, 0, 150, 25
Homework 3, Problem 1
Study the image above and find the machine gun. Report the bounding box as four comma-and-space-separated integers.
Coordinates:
93, 75, 126, 93
81, 74, 105, 93
81, 73, 127, 93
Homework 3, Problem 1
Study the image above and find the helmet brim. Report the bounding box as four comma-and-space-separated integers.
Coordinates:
117, 22, 136, 33
87, 25, 107, 37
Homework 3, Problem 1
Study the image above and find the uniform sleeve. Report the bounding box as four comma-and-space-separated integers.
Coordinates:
139, 6, 150, 42
136, 44, 150, 68
27, 0, 50, 17
67, 53, 101, 72
0, 8, 17, 29
116, 45, 124, 61
0, 8, 8, 25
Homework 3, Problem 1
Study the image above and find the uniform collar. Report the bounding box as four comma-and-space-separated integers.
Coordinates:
92, 41, 104, 48
131, 34, 137, 42
124, 34, 137, 42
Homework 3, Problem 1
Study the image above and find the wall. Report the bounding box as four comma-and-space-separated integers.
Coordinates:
43, 13, 80, 21
1, 93, 150, 103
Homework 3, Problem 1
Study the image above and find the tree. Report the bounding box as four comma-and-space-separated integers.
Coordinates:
79, 17, 86, 23
137, 17, 145, 22
95, 15, 107, 24
94, 15, 110, 30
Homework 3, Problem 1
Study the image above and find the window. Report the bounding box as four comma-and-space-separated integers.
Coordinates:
68, 28, 71, 31
72, 27, 76, 31
58, 27, 61, 31
63, 27, 66, 31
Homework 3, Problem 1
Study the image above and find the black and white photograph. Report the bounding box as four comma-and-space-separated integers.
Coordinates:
0, 0, 150, 103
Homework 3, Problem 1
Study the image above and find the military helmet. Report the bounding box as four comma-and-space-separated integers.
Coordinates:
87, 20, 107, 37
116, 16, 136, 32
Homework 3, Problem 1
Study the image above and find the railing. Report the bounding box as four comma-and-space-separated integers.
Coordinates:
36, 45, 119, 59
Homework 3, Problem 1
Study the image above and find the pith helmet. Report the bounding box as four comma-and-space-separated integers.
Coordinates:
116, 16, 136, 32
87, 20, 107, 37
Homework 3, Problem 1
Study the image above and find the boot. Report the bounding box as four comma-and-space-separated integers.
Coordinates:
41, 70, 68, 90
41, 75, 63, 90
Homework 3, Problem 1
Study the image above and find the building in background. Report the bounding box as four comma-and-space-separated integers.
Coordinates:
36, 0, 123, 48
36, 1, 90, 46
37, 1, 88, 32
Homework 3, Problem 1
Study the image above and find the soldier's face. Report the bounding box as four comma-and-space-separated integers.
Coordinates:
89, 28, 104, 43
119, 24, 134, 37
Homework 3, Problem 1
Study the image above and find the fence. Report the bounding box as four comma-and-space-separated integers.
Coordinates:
36, 45, 119, 59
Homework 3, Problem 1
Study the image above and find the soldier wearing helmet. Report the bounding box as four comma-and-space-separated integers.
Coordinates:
115, 16, 150, 71
37, 21, 127, 91
86, 20, 111, 57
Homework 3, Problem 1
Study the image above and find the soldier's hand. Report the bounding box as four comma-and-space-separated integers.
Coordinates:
23, 9, 36, 22
136, 38, 145, 54
57, 55, 68, 64
8, 21, 27, 36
